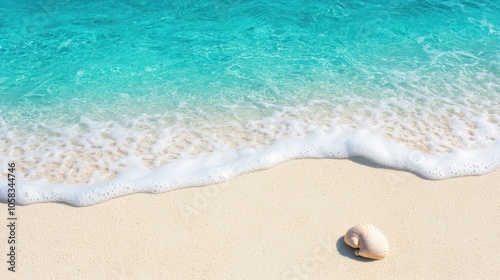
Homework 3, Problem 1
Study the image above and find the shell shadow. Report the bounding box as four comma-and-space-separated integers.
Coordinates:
336, 236, 375, 262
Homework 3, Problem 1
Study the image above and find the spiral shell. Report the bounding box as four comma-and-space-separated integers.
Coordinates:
344, 223, 389, 260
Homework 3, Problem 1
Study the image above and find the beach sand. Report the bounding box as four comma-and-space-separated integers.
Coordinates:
1, 159, 499, 279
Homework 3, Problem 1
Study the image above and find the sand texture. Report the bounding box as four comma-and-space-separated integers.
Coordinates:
1, 159, 499, 279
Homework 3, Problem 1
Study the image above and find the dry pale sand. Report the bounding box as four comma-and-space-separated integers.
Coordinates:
1, 159, 499, 279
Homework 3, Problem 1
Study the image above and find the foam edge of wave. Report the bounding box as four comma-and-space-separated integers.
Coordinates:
1, 129, 499, 206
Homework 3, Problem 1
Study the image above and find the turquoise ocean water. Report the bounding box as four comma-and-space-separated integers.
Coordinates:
0, 0, 499, 205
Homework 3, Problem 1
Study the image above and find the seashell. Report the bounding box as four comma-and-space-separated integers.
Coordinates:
344, 223, 389, 260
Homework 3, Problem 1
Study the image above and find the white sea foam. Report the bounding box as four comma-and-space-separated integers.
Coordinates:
1, 81, 499, 206
1, 129, 499, 206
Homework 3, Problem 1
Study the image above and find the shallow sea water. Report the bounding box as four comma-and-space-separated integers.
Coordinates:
0, 0, 499, 205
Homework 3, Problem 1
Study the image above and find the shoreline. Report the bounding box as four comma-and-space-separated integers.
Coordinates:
1, 158, 499, 279
3, 129, 499, 206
